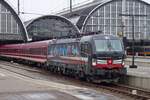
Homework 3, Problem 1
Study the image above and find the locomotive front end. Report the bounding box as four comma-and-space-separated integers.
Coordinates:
89, 35, 127, 83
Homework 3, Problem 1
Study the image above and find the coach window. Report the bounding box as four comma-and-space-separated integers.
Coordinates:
40, 48, 42, 55
36, 48, 40, 55
38, 48, 41, 55
48, 45, 51, 55
41, 47, 46, 55
44, 47, 46, 55
53, 45, 56, 56
34, 48, 37, 55
34, 48, 36, 55
36, 48, 39, 55
33, 48, 37, 55
50, 45, 53, 55
37, 48, 40, 55
43, 47, 46, 55
29, 48, 32, 54
41, 48, 43, 55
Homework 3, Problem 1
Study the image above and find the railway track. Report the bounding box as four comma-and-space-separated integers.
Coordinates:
0, 60, 150, 100
112, 84, 150, 99
71, 79, 150, 100
98, 84, 150, 100
0, 60, 44, 79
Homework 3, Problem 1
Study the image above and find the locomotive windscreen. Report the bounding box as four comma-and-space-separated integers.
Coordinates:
94, 39, 123, 52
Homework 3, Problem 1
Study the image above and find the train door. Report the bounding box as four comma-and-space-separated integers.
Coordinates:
80, 42, 92, 75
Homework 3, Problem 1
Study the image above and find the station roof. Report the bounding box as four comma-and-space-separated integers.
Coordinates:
56, 0, 150, 31
25, 15, 80, 41
56, 0, 102, 30
0, 0, 28, 44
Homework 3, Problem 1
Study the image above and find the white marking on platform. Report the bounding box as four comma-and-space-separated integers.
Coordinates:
0, 73, 5, 77
73, 94, 94, 100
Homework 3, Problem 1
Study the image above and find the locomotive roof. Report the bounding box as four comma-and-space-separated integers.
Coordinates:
80, 34, 120, 42
50, 38, 80, 44
50, 34, 120, 44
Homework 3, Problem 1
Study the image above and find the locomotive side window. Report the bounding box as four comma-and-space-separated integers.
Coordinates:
94, 39, 123, 52
81, 43, 91, 57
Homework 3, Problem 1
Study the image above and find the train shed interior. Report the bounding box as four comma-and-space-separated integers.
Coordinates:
0, 0, 28, 44
25, 15, 80, 42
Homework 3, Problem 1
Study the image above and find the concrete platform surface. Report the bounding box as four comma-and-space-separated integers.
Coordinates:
0, 69, 80, 100
126, 65, 150, 78
124, 64, 150, 90
126, 57, 150, 64
0, 66, 124, 100
0, 90, 80, 100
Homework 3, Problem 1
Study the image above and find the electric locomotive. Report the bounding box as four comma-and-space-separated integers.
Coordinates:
47, 34, 127, 83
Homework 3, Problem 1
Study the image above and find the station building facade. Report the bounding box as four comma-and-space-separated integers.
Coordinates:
57, 0, 150, 40
0, 0, 28, 44
25, 15, 80, 41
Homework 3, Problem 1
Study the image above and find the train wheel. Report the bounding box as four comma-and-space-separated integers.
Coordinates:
79, 71, 85, 80
75, 72, 80, 79
86, 75, 92, 82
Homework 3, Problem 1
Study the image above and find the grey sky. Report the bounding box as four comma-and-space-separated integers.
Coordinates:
7, 0, 150, 21
7, 0, 93, 21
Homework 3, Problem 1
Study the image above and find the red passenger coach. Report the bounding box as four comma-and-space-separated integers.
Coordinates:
0, 40, 51, 64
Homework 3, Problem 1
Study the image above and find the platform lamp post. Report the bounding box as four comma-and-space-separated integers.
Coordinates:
120, 14, 147, 68
17, 0, 20, 15
70, 0, 72, 13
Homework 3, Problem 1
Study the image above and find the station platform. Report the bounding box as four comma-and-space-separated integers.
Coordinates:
126, 56, 150, 65
123, 59, 150, 90
0, 69, 80, 100
0, 63, 124, 100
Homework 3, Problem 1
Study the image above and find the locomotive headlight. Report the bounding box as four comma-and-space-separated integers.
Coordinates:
122, 61, 125, 66
92, 62, 96, 66
92, 59, 97, 66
